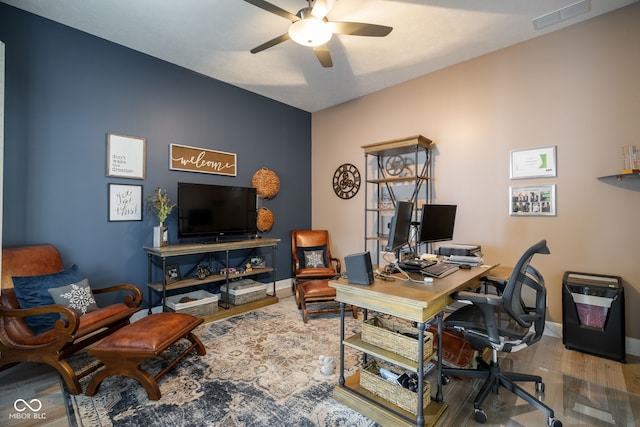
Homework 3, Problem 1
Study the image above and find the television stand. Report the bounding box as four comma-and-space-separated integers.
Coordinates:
144, 238, 280, 315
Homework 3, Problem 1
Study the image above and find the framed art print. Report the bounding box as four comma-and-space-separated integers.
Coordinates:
107, 132, 146, 179
509, 184, 556, 216
108, 184, 143, 221
510, 146, 556, 179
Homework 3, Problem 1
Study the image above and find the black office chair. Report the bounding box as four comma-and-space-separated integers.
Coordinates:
442, 240, 562, 427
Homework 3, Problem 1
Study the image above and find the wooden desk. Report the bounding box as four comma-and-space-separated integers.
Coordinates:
330, 264, 496, 427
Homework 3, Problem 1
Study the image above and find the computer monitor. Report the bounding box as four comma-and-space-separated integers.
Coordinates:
386, 201, 414, 252
418, 204, 457, 243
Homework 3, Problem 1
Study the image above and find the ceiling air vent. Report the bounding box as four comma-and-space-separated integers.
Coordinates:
532, 0, 591, 30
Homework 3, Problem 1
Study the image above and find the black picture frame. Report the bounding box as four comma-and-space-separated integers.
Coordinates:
164, 264, 182, 284
108, 184, 143, 222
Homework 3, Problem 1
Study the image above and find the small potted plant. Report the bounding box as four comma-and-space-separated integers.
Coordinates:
147, 187, 175, 247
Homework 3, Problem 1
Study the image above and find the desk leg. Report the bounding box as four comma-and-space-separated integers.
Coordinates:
339, 302, 345, 386
363, 308, 369, 364
436, 311, 444, 403
416, 321, 425, 427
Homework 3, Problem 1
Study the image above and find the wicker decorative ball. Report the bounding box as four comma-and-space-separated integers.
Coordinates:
252, 168, 280, 199
256, 207, 274, 232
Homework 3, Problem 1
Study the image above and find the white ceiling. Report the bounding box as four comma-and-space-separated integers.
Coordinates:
2, 0, 637, 112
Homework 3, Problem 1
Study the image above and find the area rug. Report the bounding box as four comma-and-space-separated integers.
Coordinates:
63, 296, 377, 427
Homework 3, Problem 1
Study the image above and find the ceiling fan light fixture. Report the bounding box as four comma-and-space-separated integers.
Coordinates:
288, 17, 332, 47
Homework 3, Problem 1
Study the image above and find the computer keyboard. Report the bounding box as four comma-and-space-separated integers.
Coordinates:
420, 263, 459, 278
397, 259, 436, 271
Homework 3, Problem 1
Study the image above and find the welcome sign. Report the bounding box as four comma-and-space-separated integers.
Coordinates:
169, 143, 237, 176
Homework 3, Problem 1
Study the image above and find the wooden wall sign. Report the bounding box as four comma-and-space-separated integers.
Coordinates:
169, 143, 237, 176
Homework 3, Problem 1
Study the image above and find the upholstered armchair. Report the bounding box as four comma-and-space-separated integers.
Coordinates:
291, 230, 357, 322
0, 244, 143, 395
291, 229, 341, 291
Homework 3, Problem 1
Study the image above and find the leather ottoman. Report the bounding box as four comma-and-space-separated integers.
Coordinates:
296, 279, 357, 323
86, 312, 205, 400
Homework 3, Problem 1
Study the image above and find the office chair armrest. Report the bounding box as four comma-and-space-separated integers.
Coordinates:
480, 275, 507, 295
453, 290, 503, 306
452, 291, 503, 345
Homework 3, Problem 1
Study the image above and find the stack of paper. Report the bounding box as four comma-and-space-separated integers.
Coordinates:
446, 255, 484, 266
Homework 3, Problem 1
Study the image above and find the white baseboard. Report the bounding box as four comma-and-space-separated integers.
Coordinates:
544, 321, 562, 339
275, 278, 293, 292
545, 321, 639, 357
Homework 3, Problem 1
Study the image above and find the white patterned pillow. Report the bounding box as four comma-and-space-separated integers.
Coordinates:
48, 278, 99, 315
304, 250, 326, 268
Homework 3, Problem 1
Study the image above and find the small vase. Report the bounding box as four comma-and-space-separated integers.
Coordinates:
153, 223, 168, 247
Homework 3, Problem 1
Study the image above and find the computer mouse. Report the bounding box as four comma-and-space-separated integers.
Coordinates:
459, 264, 471, 269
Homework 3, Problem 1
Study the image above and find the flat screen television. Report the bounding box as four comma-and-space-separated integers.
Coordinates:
385, 201, 413, 252
418, 204, 457, 243
177, 182, 258, 240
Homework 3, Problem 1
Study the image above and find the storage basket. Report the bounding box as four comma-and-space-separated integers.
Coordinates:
361, 317, 433, 362
221, 279, 267, 305
360, 359, 431, 415
256, 207, 274, 232
252, 168, 280, 199
166, 290, 218, 316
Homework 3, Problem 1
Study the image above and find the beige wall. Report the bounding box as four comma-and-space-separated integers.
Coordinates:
312, 4, 640, 342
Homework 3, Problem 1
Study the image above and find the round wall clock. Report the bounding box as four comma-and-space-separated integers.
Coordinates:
333, 163, 361, 199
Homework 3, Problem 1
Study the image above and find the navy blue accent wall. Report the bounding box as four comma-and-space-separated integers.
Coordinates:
1, 4, 311, 296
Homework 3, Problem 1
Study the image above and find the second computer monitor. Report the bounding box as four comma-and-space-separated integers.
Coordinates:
418, 204, 457, 243
386, 201, 413, 252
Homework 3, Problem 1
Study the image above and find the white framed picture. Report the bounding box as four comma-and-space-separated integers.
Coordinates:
509, 184, 556, 216
108, 184, 143, 221
510, 146, 556, 179
107, 133, 146, 179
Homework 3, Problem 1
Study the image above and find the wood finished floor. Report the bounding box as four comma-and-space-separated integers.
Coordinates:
1, 297, 639, 426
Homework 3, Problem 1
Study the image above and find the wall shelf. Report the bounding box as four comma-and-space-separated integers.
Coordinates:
597, 171, 640, 191
597, 170, 640, 181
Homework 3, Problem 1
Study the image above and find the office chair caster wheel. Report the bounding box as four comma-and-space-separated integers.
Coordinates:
536, 381, 545, 393
547, 417, 562, 427
474, 408, 487, 423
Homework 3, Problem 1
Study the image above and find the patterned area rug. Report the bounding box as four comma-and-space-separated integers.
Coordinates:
64, 296, 377, 427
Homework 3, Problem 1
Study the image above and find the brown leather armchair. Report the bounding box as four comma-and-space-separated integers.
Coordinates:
291, 230, 341, 290
0, 244, 143, 395
291, 230, 356, 322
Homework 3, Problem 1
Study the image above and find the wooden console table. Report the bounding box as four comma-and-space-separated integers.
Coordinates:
330, 264, 496, 427
144, 238, 280, 313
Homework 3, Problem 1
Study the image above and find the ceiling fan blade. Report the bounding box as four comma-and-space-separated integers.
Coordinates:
311, 0, 336, 19
313, 44, 333, 67
328, 21, 393, 37
243, 0, 299, 22
250, 33, 290, 54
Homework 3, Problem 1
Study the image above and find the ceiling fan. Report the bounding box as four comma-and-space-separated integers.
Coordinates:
243, 0, 393, 67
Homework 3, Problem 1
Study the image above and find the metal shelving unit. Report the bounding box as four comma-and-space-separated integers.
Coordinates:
362, 135, 433, 265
